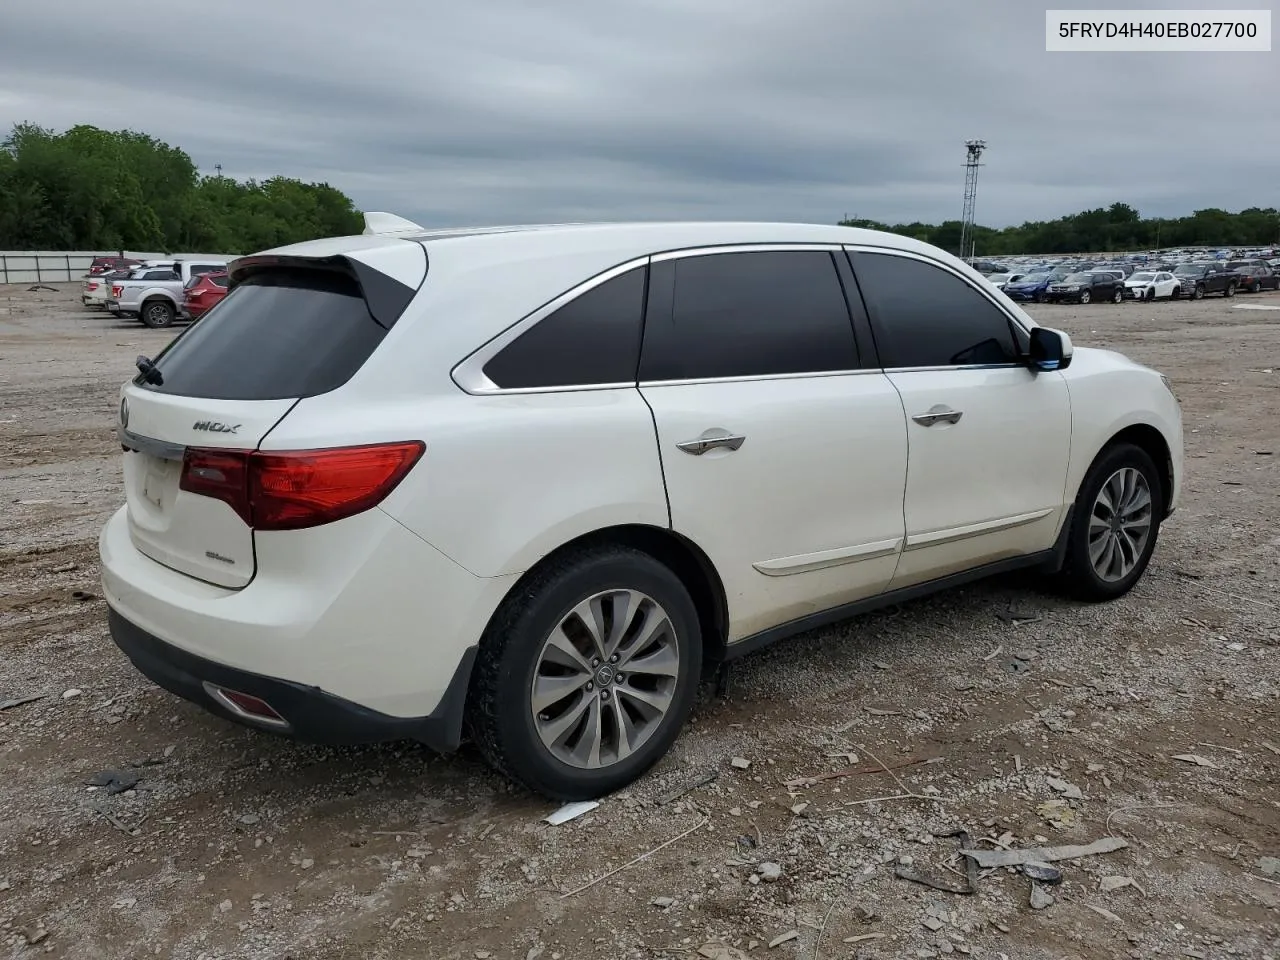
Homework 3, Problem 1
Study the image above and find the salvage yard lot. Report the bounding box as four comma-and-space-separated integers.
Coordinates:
1, 285, 1278, 960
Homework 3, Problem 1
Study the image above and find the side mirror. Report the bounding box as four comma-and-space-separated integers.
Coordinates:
1029, 326, 1073, 372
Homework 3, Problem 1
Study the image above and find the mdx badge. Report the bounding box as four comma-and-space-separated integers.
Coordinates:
192, 421, 241, 434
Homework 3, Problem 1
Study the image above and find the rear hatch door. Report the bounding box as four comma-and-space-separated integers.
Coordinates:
118, 242, 426, 588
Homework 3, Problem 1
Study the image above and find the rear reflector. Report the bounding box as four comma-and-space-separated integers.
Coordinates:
179, 441, 425, 531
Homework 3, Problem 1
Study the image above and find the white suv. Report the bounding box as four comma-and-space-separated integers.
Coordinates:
100, 217, 1183, 799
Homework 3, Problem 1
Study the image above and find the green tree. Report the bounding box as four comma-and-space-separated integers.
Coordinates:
839, 202, 1280, 255
0, 123, 363, 252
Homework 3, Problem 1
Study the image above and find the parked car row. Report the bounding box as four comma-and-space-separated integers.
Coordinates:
993, 258, 1277, 304
81, 257, 229, 327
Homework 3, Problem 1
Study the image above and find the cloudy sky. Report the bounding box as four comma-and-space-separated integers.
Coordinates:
0, 0, 1274, 228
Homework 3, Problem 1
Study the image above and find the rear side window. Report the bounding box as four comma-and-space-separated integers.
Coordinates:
639, 250, 856, 381
143, 269, 387, 401
211, 275, 229, 288
482, 266, 646, 388
850, 252, 1021, 368
145, 269, 175, 280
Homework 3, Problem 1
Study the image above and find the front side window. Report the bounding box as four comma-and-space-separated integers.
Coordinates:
850, 251, 1021, 369
482, 265, 646, 389
639, 250, 857, 381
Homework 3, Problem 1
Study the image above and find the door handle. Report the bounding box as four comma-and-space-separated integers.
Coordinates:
911, 406, 963, 427
676, 432, 746, 455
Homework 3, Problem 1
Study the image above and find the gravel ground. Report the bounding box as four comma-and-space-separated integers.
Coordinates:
1, 283, 1278, 960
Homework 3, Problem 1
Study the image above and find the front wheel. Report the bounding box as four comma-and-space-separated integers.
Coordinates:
1057, 442, 1163, 601
1079, 290, 1092, 304
1224, 283, 1236, 298
1193, 284, 1205, 300
1034, 291, 1046, 303
467, 546, 703, 800
1112, 288, 1123, 304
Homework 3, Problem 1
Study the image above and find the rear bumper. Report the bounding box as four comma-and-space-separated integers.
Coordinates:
108, 606, 474, 750
99, 503, 517, 724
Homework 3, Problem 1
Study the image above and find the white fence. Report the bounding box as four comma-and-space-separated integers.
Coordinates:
0, 250, 238, 284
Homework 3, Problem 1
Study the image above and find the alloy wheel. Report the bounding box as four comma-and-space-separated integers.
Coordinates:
531, 589, 680, 769
1088, 467, 1153, 582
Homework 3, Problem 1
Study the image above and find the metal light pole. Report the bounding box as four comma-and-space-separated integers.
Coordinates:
959, 140, 986, 261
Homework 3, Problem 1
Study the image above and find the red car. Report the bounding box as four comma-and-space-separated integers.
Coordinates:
182, 271, 230, 320
88, 256, 142, 276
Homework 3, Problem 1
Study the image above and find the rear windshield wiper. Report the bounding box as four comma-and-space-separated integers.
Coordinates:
135, 355, 163, 386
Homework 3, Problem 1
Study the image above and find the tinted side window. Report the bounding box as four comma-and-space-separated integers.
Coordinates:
850, 252, 1020, 368
639, 250, 856, 381
482, 266, 646, 389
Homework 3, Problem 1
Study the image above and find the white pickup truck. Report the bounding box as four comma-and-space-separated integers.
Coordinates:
105, 258, 227, 328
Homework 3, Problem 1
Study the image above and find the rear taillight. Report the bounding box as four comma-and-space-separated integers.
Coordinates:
112, 285, 123, 298
87, 282, 99, 291
179, 442, 424, 531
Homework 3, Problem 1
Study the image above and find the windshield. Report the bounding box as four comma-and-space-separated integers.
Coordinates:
1129, 272, 1155, 281
1063, 273, 1092, 283
1017, 273, 1050, 283
1173, 264, 1202, 274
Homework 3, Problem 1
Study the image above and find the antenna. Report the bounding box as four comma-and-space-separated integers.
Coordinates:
959, 140, 986, 261
214, 163, 222, 178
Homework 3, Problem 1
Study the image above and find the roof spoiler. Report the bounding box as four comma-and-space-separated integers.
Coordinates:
363, 211, 425, 236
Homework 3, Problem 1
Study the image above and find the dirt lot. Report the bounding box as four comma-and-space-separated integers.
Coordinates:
1, 283, 1278, 960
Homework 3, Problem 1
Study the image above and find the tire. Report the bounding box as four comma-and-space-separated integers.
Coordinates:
1251, 282, 1261, 294
1193, 284, 1205, 300
1057, 442, 1163, 602
1171, 286, 1181, 300
1112, 288, 1123, 304
466, 545, 703, 800
1034, 291, 1046, 303
1079, 291, 1091, 304
1145, 288, 1155, 302
141, 300, 175, 328
1224, 283, 1236, 298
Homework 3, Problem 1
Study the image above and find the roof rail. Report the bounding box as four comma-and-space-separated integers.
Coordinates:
362, 211, 426, 236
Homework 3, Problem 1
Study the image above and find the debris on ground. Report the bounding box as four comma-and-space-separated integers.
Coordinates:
85, 769, 142, 795
1045, 776, 1084, 799
960, 836, 1128, 868
543, 801, 599, 825
1171, 754, 1216, 768
1099, 875, 1145, 894
657, 769, 717, 804
757, 861, 783, 883
894, 829, 978, 894
768, 930, 799, 949
1029, 883, 1055, 909
1257, 857, 1280, 876
730, 757, 751, 769
1086, 904, 1123, 924
0, 693, 44, 711
1022, 862, 1064, 884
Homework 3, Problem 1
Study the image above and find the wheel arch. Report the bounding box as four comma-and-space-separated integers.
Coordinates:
1092, 423, 1174, 518
486, 524, 730, 677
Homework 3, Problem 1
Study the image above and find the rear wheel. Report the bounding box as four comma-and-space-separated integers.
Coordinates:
467, 546, 702, 800
141, 300, 175, 328
1251, 281, 1261, 294
1057, 442, 1163, 601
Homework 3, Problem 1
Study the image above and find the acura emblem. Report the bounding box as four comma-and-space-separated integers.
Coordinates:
120, 397, 129, 429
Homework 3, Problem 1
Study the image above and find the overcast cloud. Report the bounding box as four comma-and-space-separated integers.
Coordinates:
1, 0, 1275, 228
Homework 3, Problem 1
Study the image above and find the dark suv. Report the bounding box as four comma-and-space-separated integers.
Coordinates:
1044, 271, 1124, 304
1171, 263, 1237, 299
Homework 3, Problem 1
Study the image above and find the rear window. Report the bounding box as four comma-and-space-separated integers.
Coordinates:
142, 269, 388, 401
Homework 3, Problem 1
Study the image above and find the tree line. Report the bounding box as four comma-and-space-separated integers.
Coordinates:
0, 123, 363, 253
840, 202, 1280, 256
